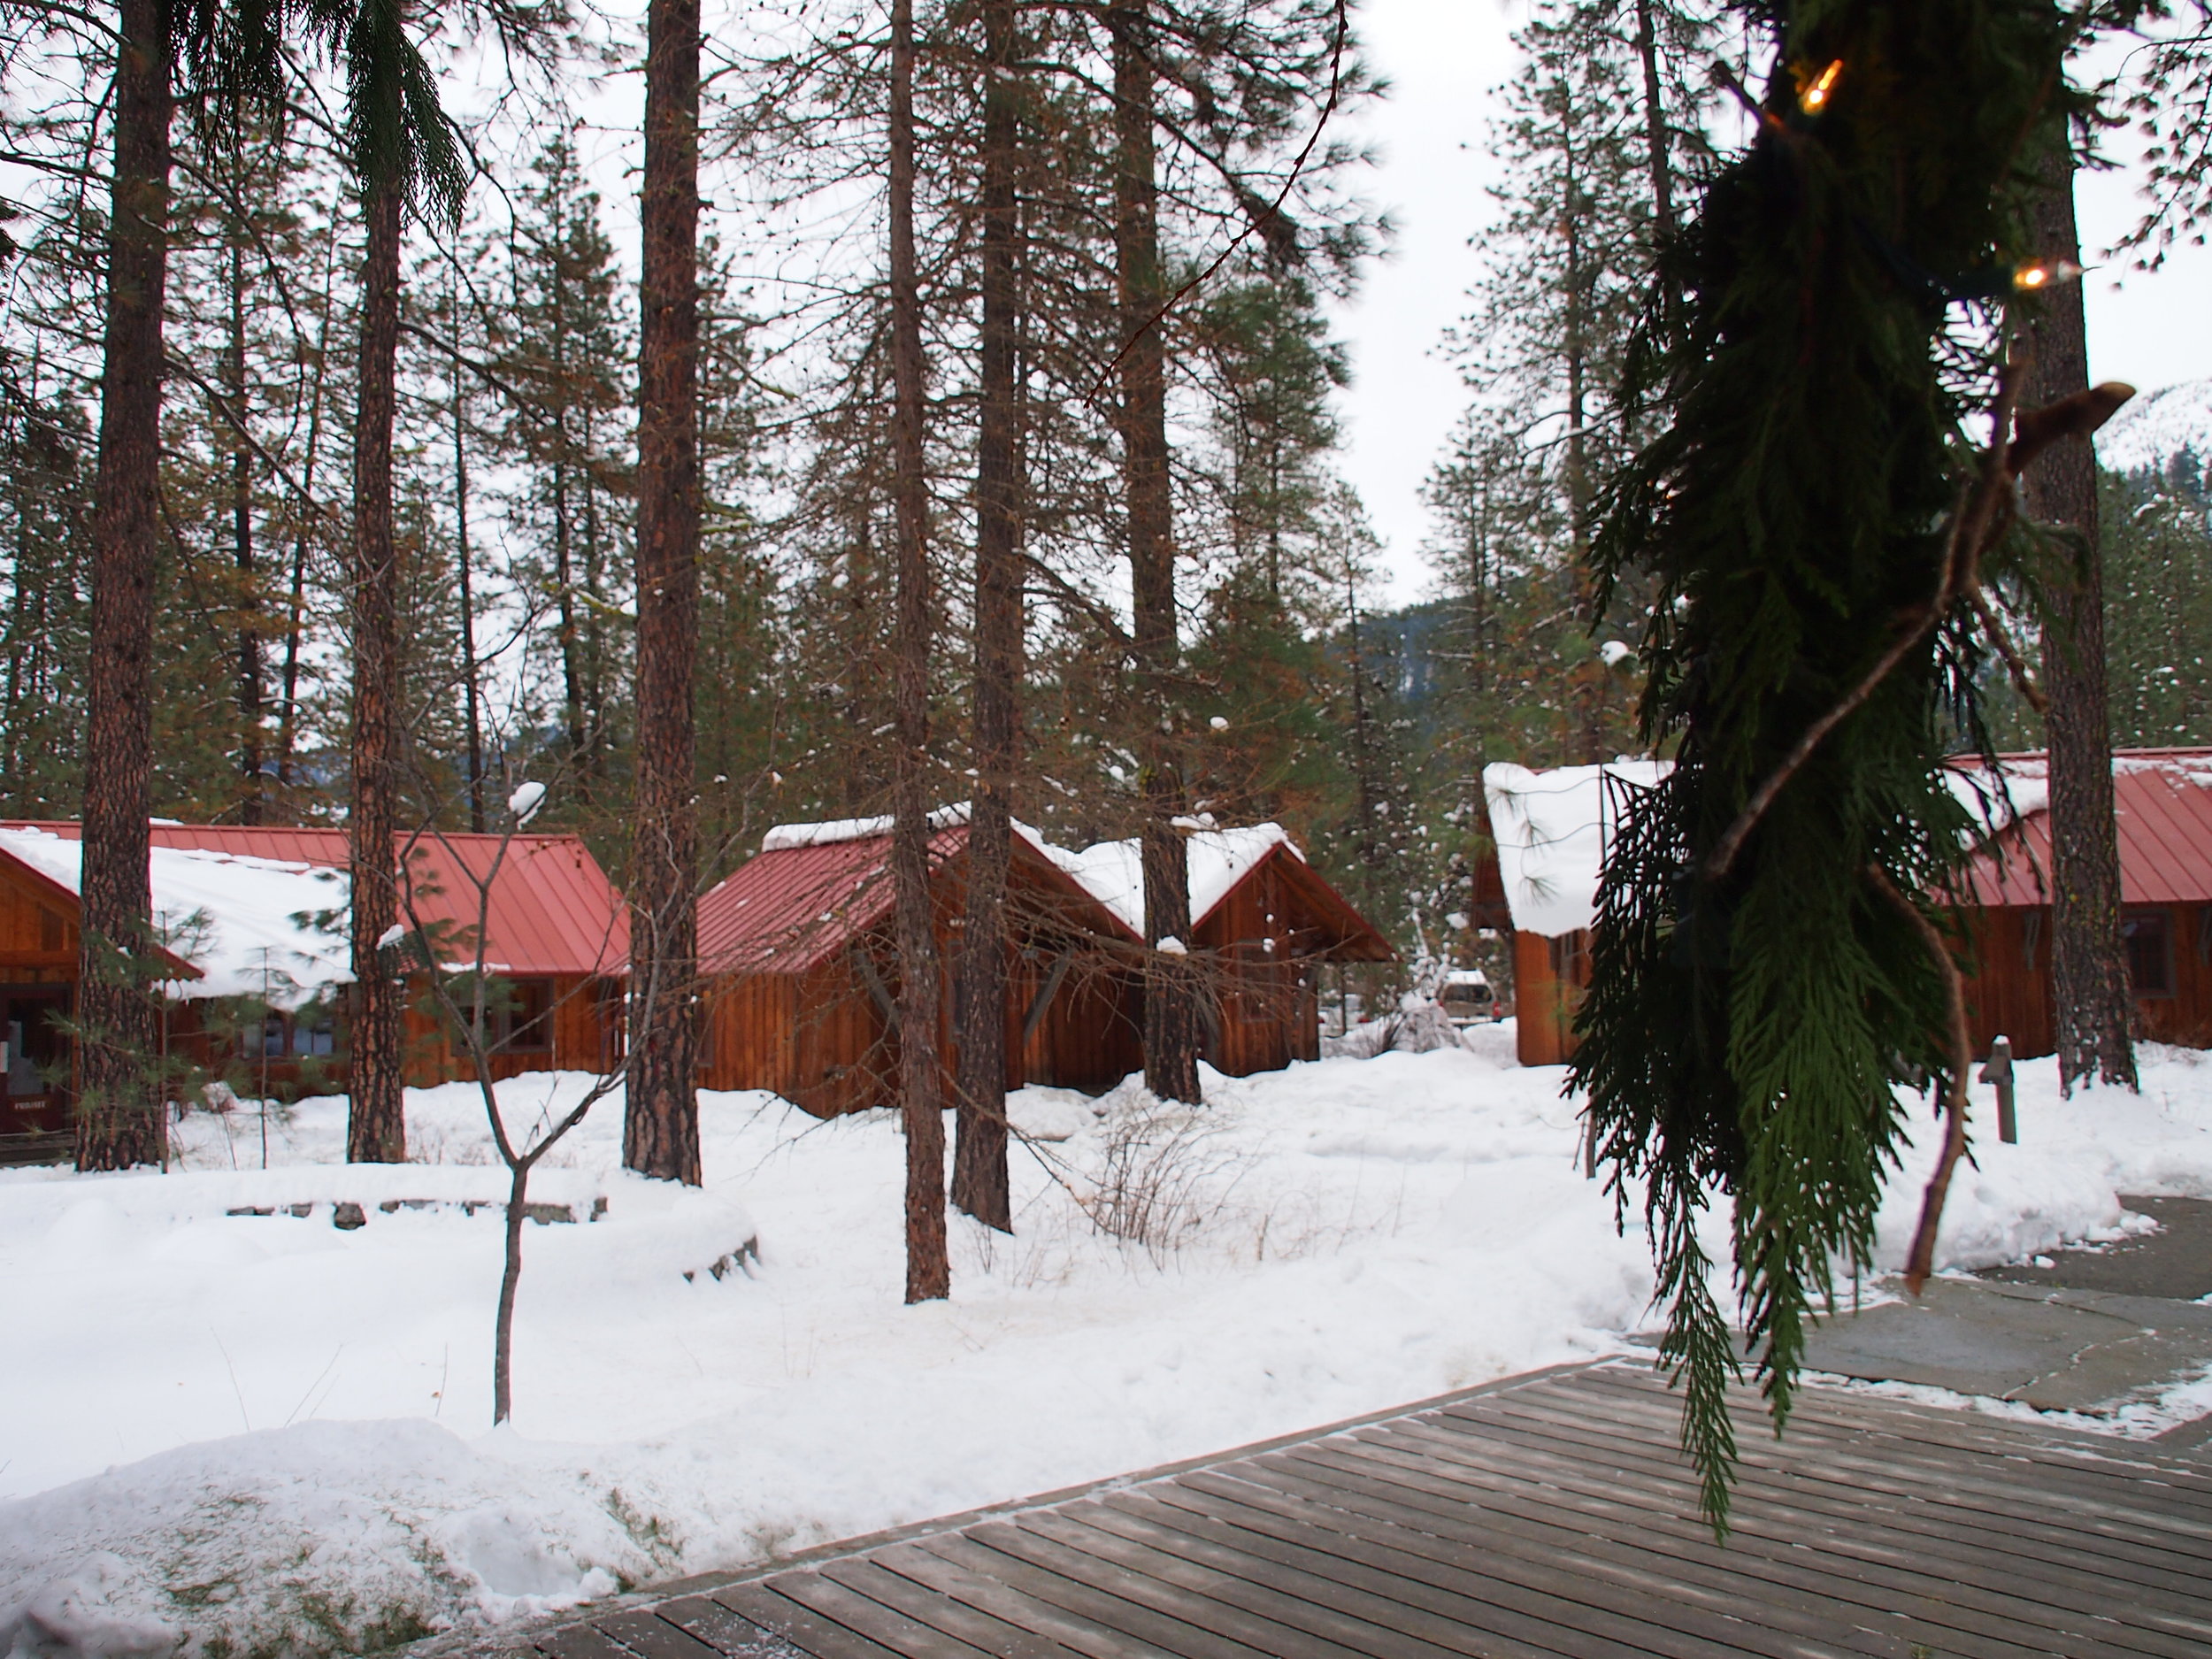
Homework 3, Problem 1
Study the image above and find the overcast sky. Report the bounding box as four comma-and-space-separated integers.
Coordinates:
1332, 0, 2212, 607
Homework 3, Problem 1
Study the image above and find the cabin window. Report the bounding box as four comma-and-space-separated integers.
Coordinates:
492, 979, 555, 1052
243, 1010, 335, 1059
2124, 910, 2175, 999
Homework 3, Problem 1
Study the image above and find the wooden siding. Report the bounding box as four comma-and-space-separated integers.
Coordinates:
1190, 856, 1336, 1079
1960, 900, 2212, 1057
1512, 928, 1589, 1067
701, 956, 898, 1118
162, 973, 626, 1095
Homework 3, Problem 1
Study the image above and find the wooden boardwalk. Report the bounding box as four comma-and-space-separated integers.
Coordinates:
527, 1359, 2212, 1659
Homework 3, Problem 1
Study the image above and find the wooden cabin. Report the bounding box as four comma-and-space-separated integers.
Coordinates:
1953, 750, 2212, 1056
1056, 824, 1395, 1077
0, 824, 627, 1107
695, 818, 1145, 1117
1479, 762, 1671, 1067
0, 843, 201, 1141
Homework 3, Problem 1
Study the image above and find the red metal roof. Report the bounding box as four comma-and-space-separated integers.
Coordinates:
698, 824, 1141, 976
6, 824, 626, 976
1956, 749, 2212, 908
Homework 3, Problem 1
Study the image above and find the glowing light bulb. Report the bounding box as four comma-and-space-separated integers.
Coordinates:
2012, 257, 2084, 292
1798, 59, 1844, 115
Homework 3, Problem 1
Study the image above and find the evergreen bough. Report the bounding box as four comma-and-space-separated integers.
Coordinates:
1573, 0, 2079, 1532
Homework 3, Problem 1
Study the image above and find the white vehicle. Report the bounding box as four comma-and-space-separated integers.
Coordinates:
1438, 968, 1496, 1026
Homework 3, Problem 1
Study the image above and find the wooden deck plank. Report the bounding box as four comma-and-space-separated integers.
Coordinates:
706, 1586, 912, 1659
1022, 1503, 1472, 1659
1415, 1391, 2212, 1580
1267, 1431, 2181, 1659
813, 1558, 1087, 1659
1087, 1490, 1582, 1659
764, 1574, 999, 1659
1555, 1371, 2212, 1528
973, 1517, 1369, 1659
1135, 1462, 1913, 1659
1146, 1469, 1924, 1659
907, 1529, 1278, 1659
1235, 1448, 2168, 1659
1584, 1368, 2212, 1500
1415, 1391, 2212, 1594
1094, 1483, 1860, 1659
652, 1595, 812, 1658
592, 1611, 729, 1659
531, 1363, 2212, 1659
537, 1626, 639, 1659
1298, 1430, 2210, 1658
864, 1541, 1171, 1659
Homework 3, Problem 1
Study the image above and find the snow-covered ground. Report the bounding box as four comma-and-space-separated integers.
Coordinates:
5, 1033, 2212, 1656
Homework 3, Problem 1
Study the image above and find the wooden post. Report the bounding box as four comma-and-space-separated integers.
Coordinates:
1979, 1034, 2017, 1145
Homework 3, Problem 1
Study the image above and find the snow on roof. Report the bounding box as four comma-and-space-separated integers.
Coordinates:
1481, 762, 1671, 938
0, 827, 349, 1007
760, 803, 971, 852
1050, 823, 1304, 934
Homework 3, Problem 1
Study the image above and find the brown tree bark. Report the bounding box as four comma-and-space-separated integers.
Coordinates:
1113, 5, 1202, 1104
76, 0, 173, 1171
891, 0, 949, 1302
2024, 153, 2136, 1094
626, 0, 704, 1185
230, 235, 264, 824
449, 300, 485, 833
348, 178, 407, 1164
952, 0, 1024, 1233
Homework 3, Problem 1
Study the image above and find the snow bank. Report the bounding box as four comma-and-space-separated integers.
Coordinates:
4, 1046, 2212, 1655
0, 827, 349, 1007
1481, 762, 1670, 937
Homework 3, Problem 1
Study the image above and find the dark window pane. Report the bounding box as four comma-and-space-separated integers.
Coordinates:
2124, 910, 2174, 997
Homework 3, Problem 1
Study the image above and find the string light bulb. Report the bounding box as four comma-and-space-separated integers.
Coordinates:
1796, 59, 1844, 115
2011, 257, 2084, 292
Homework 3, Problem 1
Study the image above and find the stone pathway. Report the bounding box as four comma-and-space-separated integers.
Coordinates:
1794, 1194, 2212, 1443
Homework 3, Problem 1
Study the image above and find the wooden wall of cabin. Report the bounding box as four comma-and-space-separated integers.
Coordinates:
1018, 951, 1143, 1090
1514, 929, 1589, 1067
701, 956, 896, 1118
1191, 861, 1326, 1078
1951, 902, 2212, 1059
1957, 907, 2055, 1060
165, 973, 624, 1096
0, 864, 77, 1133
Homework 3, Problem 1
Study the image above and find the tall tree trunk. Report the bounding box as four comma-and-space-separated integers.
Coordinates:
890, 0, 949, 1302
1632, 0, 1674, 243
952, 0, 1023, 1233
276, 217, 339, 797
626, 0, 704, 1185
348, 178, 407, 1164
1113, 5, 1201, 1104
230, 236, 264, 824
450, 301, 484, 833
77, 0, 173, 1171
2025, 153, 2136, 1094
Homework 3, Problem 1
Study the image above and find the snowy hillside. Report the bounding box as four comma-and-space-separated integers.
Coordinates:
2100, 377, 2212, 474
5, 1046, 2212, 1655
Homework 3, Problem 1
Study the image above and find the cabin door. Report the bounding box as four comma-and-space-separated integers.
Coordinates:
0, 985, 71, 1134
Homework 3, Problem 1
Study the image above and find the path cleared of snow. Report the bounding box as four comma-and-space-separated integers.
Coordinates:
4, 1037, 2211, 1655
